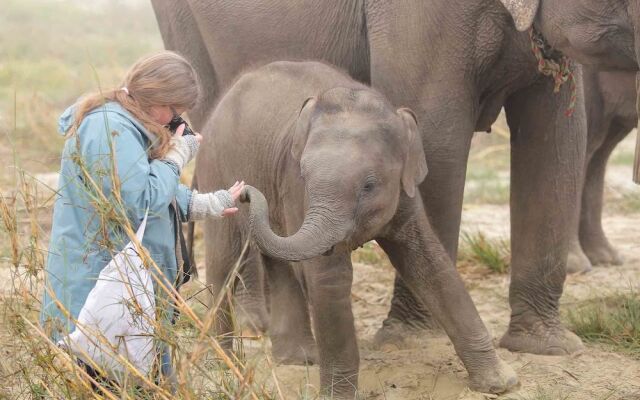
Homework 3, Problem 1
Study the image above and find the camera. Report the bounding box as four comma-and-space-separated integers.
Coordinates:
167, 115, 195, 136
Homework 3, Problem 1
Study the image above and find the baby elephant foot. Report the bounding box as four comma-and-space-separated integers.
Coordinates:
582, 239, 624, 266
468, 358, 518, 394
566, 244, 593, 274
373, 317, 440, 351
234, 301, 269, 335
499, 317, 584, 355
271, 337, 318, 365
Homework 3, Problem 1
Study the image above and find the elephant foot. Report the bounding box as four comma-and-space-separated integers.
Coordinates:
581, 237, 624, 266
499, 316, 584, 355
468, 358, 518, 394
271, 336, 318, 365
373, 317, 441, 351
233, 290, 269, 335
566, 242, 593, 274
234, 300, 269, 335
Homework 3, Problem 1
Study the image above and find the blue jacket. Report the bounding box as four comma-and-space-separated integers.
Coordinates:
40, 101, 192, 339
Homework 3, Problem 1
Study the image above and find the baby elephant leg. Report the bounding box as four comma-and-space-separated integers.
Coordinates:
264, 256, 318, 365
303, 253, 359, 399
378, 206, 517, 394
233, 246, 269, 335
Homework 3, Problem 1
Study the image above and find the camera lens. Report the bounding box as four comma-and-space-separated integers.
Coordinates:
167, 116, 194, 135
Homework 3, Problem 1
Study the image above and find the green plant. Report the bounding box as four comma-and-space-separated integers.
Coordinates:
459, 231, 510, 274
566, 291, 640, 358
351, 241, 389, 267
611, 192, 640, 214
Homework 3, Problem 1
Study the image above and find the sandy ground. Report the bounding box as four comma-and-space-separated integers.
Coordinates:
248, 160, 640, 399
255, 204, 640, 400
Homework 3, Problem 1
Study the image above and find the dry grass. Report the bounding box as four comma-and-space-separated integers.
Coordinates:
351, 241, 390, 268
458, 231, 510, 274
566, 291, 640, 359
0, 159, 291, 399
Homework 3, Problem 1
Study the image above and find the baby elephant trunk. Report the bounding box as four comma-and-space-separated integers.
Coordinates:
240, 185, 352, 261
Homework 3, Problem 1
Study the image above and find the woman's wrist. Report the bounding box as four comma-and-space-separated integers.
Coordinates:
188, 189, 235, 220
162, 135, 200, 171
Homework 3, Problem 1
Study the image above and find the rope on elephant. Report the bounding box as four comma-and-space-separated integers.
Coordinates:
529, 28, 577, 117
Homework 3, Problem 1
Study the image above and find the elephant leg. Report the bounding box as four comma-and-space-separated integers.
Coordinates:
377, 205, 517, 394
264, 257, 318, 365
204, 219, 248, 353
375, 118, 473, 348
566, 237, 592, 274
373, 275, 440, 349
233, 246, 269, 335
500, 78, 586, 355
303, 253, 358, 399
579, 123, 630, 266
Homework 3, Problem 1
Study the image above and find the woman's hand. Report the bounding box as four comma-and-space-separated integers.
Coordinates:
188, 181, 246, 220
175, 123, 203, 144
163, 124, 201, 171
222, 181, 245, 216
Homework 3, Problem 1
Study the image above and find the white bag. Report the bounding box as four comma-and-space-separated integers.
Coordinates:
59, 211, 156, 379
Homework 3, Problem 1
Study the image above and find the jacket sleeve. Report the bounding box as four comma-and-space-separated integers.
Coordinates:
77, 114, 179, 224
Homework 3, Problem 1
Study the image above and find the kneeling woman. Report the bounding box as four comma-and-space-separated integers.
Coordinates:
40, 51, 244, 384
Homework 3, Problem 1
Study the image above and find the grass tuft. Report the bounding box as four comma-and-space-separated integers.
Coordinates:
566, 291, 640, 358
611, 192, 640, 214
459, 231, 510, 274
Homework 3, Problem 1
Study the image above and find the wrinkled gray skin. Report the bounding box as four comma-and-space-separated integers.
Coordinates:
152, 0, 592, 358
505, 1, 640, 274
524, 0, 640, 71
569, 68, 637, 273
195, 61, 517, 397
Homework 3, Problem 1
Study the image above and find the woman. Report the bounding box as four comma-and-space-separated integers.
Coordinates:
40, 51, 243, 381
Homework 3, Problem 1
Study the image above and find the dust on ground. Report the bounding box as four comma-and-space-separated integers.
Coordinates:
251, 205, 640, 400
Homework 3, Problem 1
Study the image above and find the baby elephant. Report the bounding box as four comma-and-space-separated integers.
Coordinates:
196, 61, 517, 397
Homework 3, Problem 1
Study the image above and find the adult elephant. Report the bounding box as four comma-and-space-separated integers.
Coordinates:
575, 68, 637, 269
151, 0, 638, 356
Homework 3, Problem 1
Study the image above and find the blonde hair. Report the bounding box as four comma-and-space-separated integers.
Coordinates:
70, 51, 200, 159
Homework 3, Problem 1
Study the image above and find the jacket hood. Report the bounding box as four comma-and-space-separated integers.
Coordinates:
57, 101, 157, 143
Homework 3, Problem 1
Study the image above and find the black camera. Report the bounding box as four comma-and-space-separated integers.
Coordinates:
167, 115, 195, 136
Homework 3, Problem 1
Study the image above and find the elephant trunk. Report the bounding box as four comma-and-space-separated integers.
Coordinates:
239, 185, 353, 261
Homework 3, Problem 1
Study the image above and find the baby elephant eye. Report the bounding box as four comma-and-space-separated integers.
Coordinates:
362, 177, 378, 193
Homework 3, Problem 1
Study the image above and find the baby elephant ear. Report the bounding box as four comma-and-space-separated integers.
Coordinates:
291, 97, 317, 162
397, 108, 428, 198
499, 0, 540, 31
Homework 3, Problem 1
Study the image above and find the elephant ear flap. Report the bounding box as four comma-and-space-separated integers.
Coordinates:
291, 97, 317, 162
499, 0, 540, 31
397, 108, 428, 198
